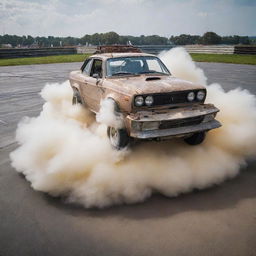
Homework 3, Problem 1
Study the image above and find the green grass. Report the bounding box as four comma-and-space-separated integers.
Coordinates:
191, 53, 256, 65
0, 54, 91, 66
0, 53, 256, 66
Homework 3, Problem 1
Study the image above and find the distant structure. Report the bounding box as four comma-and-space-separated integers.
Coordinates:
1, 44, 12, 48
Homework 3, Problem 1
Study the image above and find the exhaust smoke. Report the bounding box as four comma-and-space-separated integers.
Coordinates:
10, 48, 256, 208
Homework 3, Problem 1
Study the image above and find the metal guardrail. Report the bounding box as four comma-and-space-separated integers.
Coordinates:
135, 45, 174, 55
0, 47, 77, 59
1, 45, 255, 59
76, 45, 256, 55
234, 46, 256, 55
184, 45, 256, 55
184, 45, 234, 54
76, 45, 174, 55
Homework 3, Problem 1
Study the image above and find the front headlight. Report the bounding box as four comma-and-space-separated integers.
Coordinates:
145, 96, 154, 106
134, 96, 144, 106
187, 92, 195, 102
197, 90, 205, 101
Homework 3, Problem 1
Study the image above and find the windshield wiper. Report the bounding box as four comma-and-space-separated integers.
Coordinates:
139, 71, 166, 75
112, 71, 133, 76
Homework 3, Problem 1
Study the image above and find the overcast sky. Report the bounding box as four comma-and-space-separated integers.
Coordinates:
0, 0, 255, 37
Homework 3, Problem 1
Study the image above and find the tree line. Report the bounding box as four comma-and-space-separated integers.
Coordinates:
171, 32, 251, 45
0, 31, 253, 48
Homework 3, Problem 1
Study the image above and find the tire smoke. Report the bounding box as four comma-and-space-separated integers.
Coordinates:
10, 48, 256, 208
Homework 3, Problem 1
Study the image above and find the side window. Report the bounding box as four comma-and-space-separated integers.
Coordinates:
82, 59, 92, 75
90, 59, 103, 78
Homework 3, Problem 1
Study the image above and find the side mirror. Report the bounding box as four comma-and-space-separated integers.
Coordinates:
92, 73, 100, 79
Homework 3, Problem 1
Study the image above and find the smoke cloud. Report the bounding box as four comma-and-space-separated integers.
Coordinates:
96, 98, 124, 129
10, 47, 256, 208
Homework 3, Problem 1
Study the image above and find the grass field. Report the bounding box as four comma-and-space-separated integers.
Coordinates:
0, 53, 256, 66
190, 53, 256, 65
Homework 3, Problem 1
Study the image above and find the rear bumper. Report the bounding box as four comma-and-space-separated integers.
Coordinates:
126, 104, 222, 139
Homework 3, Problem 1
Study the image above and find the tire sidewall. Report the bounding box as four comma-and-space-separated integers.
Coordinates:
107, 127, 129, 149
184, 132, 206, 145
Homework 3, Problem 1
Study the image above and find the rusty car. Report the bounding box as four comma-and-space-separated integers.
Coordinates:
69, 45, 221, 149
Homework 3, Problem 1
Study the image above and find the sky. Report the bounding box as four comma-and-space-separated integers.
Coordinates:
0, 0, 255, 37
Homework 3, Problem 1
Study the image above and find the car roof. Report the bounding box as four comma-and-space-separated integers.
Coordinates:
90, 52, 157, 60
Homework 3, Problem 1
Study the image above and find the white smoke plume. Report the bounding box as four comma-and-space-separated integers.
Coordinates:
96, 98, 124, 129
159, 47, 207, 85
10, 47, 256, 208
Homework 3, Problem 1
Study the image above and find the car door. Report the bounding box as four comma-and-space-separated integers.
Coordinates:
78, 58, 93, 107
83, 58, 104, 112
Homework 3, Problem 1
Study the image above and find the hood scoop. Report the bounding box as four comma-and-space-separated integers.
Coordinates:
145, 77, 161, 81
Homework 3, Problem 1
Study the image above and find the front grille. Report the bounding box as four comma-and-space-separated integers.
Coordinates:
159, 116, 204, 130
133, 89, 207, 109
154, 91, 188, 105
150, 90, 205, 106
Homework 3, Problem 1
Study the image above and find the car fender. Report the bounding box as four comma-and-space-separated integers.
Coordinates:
104, 91, 132, 113
70, 82, 80, 91
103, 95, 121, 112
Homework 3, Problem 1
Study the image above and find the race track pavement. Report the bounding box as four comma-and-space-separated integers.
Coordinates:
0, 62, 256, 256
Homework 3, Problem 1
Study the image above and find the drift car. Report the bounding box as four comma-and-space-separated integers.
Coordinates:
69, 45, 221, 149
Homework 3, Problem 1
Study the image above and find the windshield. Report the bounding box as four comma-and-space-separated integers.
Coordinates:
106, 56, 170, 77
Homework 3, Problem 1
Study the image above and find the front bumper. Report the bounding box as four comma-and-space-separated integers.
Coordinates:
126, 104, 222, 139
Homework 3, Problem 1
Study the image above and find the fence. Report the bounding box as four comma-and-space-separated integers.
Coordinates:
0, 47, 77, 59
184, 45, 234, 54
1, 45, 255, 59
76, 45, 174, 55
184, 45, 256, 55
135, 45, 173, 55
76, 45, 256, 55
234, 46, 256, 54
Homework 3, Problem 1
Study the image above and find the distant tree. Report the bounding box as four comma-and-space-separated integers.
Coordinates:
118, 35, 129, 44
221, 35, 240, 44
103, 32, 119, 45
239, 36, 250, 45
143, 35, 168, 45
201, 32, 221, 45
124, 35, 141, 45
91, 33, 101, 45
80, 34, 91, 45
170, 34, 200, 45
0, 32, 253, 48
139, 35, 145, 44
62, 36, 79, 46
249, 37, 256, 45
35, 36, 49, 47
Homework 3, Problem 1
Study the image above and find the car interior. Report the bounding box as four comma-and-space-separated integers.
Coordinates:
90, 59, 102, 78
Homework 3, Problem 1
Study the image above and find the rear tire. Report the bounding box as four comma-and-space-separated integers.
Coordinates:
107, 127, 130, 150
184, 132, 206, 145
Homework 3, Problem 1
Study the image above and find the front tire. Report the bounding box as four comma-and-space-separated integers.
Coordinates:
72, 90, 82, 105
107, 127, 130, 150
184, 132, 206, 145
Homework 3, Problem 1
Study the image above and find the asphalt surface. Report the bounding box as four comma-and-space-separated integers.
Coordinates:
0, 62, 256, 256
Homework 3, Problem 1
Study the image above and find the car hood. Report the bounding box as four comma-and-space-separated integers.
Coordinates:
105, 75, 205, 95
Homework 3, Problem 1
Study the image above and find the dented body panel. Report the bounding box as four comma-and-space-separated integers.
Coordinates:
126, 104, 221, 139
69, 51, 221, 141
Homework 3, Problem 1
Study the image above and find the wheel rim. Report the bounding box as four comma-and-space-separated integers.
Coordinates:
109, 127, 120, 148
